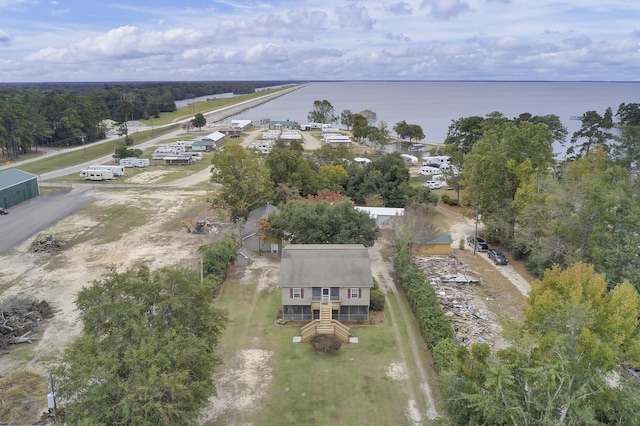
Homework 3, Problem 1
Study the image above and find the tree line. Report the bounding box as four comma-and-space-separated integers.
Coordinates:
307, 99, 425, 149
440, 105, 640, 292
0, 81, 297, 159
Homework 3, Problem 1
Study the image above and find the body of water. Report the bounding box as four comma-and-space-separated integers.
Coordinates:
229, 81, 640, 152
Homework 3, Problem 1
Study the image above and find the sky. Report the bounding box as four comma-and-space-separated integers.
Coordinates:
1, 0, 640, 82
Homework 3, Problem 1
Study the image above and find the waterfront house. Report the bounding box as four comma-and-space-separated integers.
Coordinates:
279, 244, 373, 332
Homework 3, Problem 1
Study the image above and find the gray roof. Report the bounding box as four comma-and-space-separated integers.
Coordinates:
192, 140, 218, 147
0, 169, 37, 189
237, 246, 252, 259
242, 204, 279, 239
279, 244, 373, 288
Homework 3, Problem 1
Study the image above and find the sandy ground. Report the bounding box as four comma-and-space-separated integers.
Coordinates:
0, 185, 215, 376
369, 240, 439, 421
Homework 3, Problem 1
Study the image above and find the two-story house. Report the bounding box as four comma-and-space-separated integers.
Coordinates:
279, 244, 373, 323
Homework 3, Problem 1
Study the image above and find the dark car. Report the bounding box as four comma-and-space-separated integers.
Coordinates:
488, 249, 508, 265
467, 236, 488, 252
475, 241, 489, 252
0, 207, 8, 215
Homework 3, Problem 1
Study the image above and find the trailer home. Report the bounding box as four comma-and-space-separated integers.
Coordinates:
420, 166, 442, 175
119, 158, 150, 168
401, 154, 419, 165
422, 156, 451, 167
87, 164, 125, 177
80, 169, 114, 181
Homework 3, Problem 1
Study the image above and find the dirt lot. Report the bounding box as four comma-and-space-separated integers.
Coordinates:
0, 189, 217, 376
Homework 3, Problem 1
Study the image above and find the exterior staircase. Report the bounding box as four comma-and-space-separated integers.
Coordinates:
300, 301, 351, 343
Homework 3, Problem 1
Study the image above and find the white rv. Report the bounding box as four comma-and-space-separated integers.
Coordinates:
401, 154, 419, 165
80, 169, 114, 181
354, 157, 371, 167
87, 164, 125, 177
422, 155, 451, 167
119, 158, 150, 168
420, 166, 442, 175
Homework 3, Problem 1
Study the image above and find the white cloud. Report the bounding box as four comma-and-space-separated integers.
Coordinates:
0, 28, 10, 43
335, 3, 375, 30
385, 33, 411, 41
287, 6, 328, 30
386, 2, 413, 15
421, 0, 471, 19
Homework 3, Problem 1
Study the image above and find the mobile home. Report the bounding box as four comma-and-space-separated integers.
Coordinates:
87, 164, 125, 177
401, 154, 419, 165
80, 169, 114, 181
420, 166, 442, 175
119, 158, 150, 168
422, 156, 451, 168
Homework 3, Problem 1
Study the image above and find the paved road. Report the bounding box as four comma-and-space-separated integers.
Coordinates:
0, 187, 95, 253
0, 85, 307, 252
1, 84, 306, 177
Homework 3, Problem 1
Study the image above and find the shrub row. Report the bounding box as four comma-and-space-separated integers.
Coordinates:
440, 194, 459, 206
198, 236, 238, 295
395, 246, 454, 354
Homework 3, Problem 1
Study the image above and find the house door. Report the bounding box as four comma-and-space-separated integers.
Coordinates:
321, 288, 330, 303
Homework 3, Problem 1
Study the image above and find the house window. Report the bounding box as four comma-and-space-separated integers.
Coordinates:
349, 288, 361, 299
291, 288, 304, 299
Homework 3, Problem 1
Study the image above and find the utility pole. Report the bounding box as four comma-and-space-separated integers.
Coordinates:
47, 370, 58, 424
82, 134, 87, 159
473, 210, 480, 256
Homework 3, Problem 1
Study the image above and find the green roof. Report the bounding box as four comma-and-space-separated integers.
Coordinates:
428, 235, 453, 244
414, 234, 453, 244
0, 168, 37, 189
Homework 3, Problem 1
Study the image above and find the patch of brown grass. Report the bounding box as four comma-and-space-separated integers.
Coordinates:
0, 371, 48, 424
455, 249, 527, 322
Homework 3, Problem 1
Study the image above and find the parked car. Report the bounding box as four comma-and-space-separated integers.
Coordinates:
475, 241, 489, 252
466, 236, 486, 247
0, 207, 8, 215
422, 180, 442, 189
488, 249, 508, 265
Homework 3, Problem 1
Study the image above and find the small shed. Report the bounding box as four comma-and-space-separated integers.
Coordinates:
412, 235, 453, 256
0, 168, 39, 208
192, 140, 218, 152
203, 131, 226, 142
242, 204, 280, 253
235, 246, 252, 266
230, 119, 252, 131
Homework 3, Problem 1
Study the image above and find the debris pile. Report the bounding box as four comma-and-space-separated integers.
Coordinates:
28, 234, 67, 253
0, 296, 52, 349
413, 255, 497, 347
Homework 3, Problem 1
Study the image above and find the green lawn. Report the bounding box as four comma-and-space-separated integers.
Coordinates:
18, 125, 179, 175
208, 258, 417, 425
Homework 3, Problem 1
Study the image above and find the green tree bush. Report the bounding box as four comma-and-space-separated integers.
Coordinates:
309, 334, 342, 353
54, 265, 228, 425
369, 289, 385, 311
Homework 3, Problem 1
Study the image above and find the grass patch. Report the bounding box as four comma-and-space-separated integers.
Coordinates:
75, 202, 149, 244
0, 371, 48, 425
137, 87, 297, 126
17, 125, 179, 176
210, 259, 419, 425
455, 249, 528, 322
